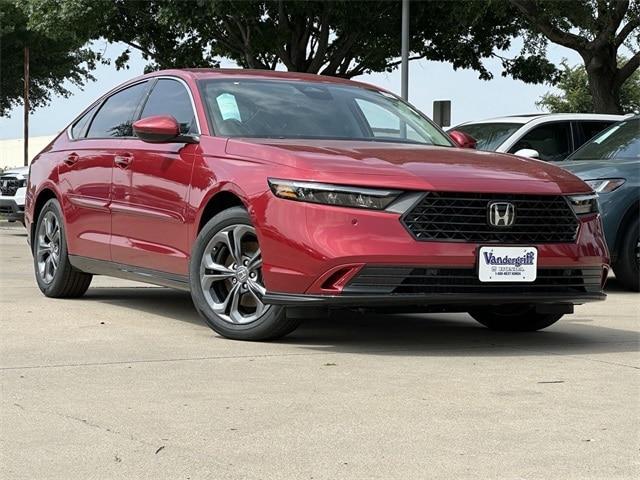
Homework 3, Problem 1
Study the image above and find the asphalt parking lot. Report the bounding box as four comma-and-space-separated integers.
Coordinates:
0, 221, 638, 480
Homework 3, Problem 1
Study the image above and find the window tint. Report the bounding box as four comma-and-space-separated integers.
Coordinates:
509, 122, 572, 161
86, 82, 148, 138
71, 103, 99, 139
576, 121, 614, 146
140, 79, 197, 134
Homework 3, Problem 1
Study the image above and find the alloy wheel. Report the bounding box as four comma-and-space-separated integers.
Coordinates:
36, 211, 61, 284
199, 224, 270, 324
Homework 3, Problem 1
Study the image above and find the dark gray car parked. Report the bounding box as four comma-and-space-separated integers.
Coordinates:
559, 117, 639, 291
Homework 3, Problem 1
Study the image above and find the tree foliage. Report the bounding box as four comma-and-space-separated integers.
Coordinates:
13, 0, 640, 116
537, 59, 640, 114
508, 0, 640, 113
25, 0, 536, 79
0, 0, 100, 116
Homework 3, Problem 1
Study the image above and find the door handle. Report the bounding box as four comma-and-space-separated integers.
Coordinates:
114, 154, 133, 169
64, 153, 79, 166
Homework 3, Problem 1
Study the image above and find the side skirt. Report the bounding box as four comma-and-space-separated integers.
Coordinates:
68, 255, 190, 291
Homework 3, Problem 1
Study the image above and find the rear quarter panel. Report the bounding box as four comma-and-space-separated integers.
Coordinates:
25, 133, 66, 242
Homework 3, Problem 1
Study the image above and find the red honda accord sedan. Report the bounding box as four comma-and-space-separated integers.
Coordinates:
25, 69, 608, 340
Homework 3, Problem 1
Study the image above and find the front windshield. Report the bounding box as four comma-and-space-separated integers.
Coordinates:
453, 122, 522, 151
568, 118, 639, 161
199, 79, 452, 146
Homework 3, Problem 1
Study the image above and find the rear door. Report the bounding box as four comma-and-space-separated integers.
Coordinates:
110, 77, 200, 275
56, 102, 106, 259
64, 81, 150, 261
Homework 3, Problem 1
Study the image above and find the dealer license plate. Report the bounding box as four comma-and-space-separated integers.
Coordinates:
478, 246, 537, 282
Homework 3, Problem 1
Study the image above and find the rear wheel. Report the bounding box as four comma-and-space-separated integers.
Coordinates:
189, 207, 301, 341
469, 305, 563, 332
612, 217, 639, 292
33, 199, 92, 298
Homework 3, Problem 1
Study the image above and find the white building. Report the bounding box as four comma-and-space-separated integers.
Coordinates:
0, 135, 57, 170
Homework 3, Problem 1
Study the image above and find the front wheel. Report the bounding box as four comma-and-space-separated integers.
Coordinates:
612, 217, 639, 292
469, 305, 563, 332
189, 207, 301, 341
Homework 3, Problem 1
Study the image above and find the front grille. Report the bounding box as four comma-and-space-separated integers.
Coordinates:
402, 192, 579, 243
344, 266, 603, 295
0, 178, 22, 197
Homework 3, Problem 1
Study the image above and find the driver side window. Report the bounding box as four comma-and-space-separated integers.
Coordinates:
509, 122, 572, 161
140, 79, 198, 134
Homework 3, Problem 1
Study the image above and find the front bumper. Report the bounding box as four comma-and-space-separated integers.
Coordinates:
258, 196, 610, 296
263, 291, 605, 308
264, 264, 607, 308
0, 197, 25, 222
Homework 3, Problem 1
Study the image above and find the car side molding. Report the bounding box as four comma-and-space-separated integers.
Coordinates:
68, 256, 190, 291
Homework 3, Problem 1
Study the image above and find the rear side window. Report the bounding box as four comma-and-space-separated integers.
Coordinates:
575, 121, 614, 147
570, 119, 640, 161
509, 122, 572, 161
140, 79, 198, 134
86, 82, 149, 138
70, 103, 99, 139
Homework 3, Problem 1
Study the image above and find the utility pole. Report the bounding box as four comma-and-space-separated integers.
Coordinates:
23, 46, 30, 167
400, 0, 409, 101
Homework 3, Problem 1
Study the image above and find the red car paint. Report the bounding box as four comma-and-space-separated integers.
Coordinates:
25, 69, 609, 298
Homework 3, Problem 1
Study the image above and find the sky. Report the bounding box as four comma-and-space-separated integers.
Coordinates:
0, 40, 583, 140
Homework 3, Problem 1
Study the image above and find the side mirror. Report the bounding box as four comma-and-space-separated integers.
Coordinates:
513, 148, 540, 159
133, 115, 198, 144
448, 130, 477, 149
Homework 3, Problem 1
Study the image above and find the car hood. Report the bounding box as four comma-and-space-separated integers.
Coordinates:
225, 138, 590, 194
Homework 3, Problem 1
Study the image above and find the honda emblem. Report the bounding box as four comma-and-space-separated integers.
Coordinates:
488, 202, 516, 227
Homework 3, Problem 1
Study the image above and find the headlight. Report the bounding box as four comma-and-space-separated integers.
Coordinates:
585, 178, 625, 193
568, 194, 599, 215
268, 179, 402, 210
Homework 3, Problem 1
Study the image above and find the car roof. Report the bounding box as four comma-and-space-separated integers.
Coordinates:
456, 113, 627, 126
1, 166, 28, 175
141, 68, 389, 94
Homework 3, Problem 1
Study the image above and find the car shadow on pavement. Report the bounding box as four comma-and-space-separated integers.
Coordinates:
85, 287, 204, 326
84, 286, 638, 358
281, 311, 639, 358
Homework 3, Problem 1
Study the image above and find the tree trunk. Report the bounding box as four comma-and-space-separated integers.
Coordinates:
584, 51, 622, 114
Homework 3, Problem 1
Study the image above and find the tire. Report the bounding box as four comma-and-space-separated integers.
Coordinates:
612, 217, 639, 292
189, 206, 301, 341
33, 199, 92, 298
469, 305, 563, 332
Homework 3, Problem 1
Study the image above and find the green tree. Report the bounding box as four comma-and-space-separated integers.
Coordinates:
508, 0, 640, 114
537, 59, 640, 114
0, 0, 100, 116
22, 0, 538, 78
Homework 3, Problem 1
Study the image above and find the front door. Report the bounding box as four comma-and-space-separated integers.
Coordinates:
110, 78, 200, 275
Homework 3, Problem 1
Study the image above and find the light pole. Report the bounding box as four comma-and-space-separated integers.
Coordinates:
400, 0, 409, 101
23, 46, 29, 167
